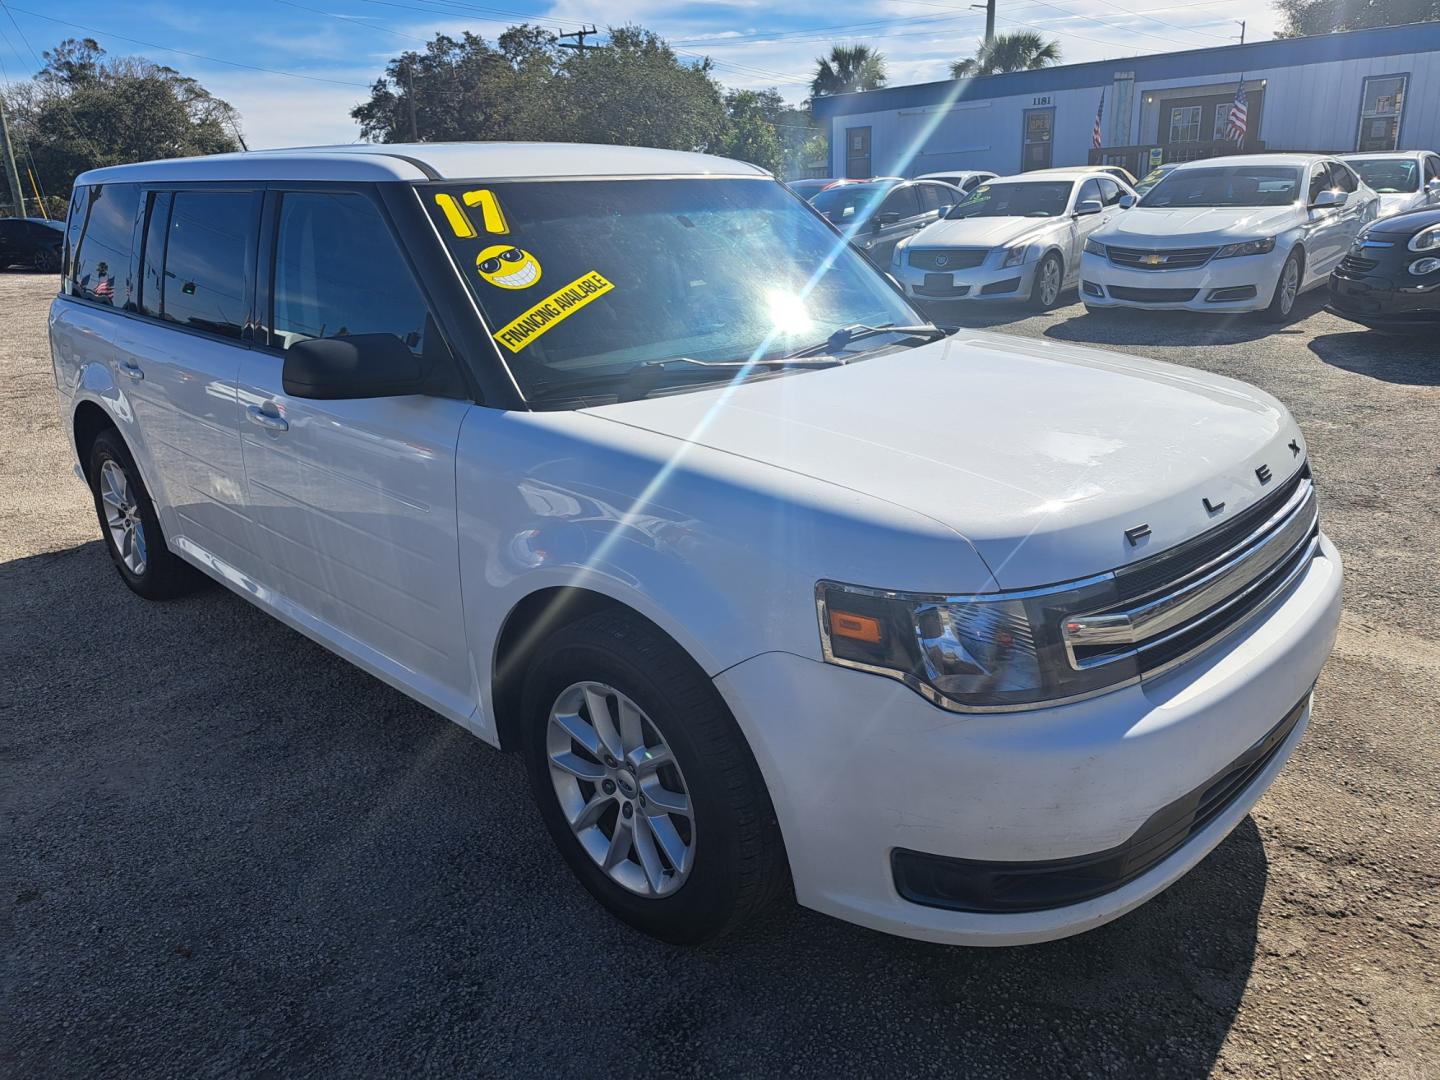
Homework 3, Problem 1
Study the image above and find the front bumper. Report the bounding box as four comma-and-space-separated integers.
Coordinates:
1328, 266, 1440, 327
893, 255, 1036, 302
715, 534, 1342, 946
1079, 249, 1286, 313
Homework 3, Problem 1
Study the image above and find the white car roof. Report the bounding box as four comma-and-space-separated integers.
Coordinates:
917, 170, 991, 178
988, 172, 1090, 183
1339, 150, 1427, 160
1169, 154, 1329, 170
75, 142, 771, 187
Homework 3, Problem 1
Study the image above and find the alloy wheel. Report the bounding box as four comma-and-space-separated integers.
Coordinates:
99, 459, 147, 575
1279, 259, 1299, 316
1039, 258, 1061, 306
546, 681, 695, 898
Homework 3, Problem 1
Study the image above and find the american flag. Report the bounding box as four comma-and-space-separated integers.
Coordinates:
1226, 80, 1249, 143
1092, 89, 1105, 150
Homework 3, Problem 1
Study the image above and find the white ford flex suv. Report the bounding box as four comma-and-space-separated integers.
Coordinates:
50, 144, 1342, 946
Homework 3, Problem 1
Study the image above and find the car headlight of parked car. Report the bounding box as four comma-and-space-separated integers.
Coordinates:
1000, 243, 1037, 269
1214, 237, 1277, 259
1083, 237, 1107, 257
1408, 225, 1440, 253
816, 579, 1138, 711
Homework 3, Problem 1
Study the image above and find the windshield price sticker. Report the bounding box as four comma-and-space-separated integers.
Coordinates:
494, 271, 614, 353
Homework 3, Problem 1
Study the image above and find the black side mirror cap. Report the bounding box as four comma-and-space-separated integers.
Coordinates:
282, 333, 424, 400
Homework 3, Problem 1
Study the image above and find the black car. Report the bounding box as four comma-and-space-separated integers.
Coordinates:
0, 216, 64, 272
1328, 207, 1440, 332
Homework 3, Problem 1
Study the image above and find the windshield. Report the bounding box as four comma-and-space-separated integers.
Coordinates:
1139, 165, 1302, 208
1134, 167, 1172, 195
426, 177, 920, 403
1348, 158, 1419, 193
946, 181, 1072, 219
810, 184, 889, 223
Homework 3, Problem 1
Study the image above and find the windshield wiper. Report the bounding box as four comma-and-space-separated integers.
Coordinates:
524, 354, 846, 404
784, 322, 947, 359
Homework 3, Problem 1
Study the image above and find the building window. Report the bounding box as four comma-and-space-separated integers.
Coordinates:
1212, 103, 1232, 140
1357, 74, 1407, 152
1168, 105, 1201, 143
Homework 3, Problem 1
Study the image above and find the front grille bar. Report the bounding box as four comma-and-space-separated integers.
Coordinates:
1062, 478, 1318, 671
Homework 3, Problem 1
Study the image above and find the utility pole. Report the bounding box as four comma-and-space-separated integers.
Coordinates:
557, 25, 601, 52
1236, 20, 1246, 44
0, 96, 27, 218
404, 60, 419, 142
969, 0, 996, 45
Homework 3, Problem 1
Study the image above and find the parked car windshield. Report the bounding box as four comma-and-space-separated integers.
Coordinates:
810, 183, 890, 223
1138, 165, 1302, 208
946, 181, 1072, 219
426, 178, 921, 402
1347, 158, 1419, 193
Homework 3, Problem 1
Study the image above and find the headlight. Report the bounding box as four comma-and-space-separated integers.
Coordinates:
1214, 236, 1277, 259
1083, 237, 1106, 257
1409, 225, 1440, 252
816, 579, 1137, 711
1000, 243, 1035, 268
1411, 257, 1440, 276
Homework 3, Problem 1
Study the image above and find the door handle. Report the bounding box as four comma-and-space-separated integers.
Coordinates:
246, 404, 289, 432
119, 361, 144, 381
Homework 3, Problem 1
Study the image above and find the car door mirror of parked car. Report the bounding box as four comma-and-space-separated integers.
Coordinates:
282, 333, 426, 400
1427, 178, 1440, 192
1310, 190, 1347, 210
1074, 200, 1103, 216
1118, 194, 1137, 209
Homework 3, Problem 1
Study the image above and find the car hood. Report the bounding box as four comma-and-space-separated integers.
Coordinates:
907, 216, 1058, 249
1098, 206, 1300, 245
1375, 192, 1419, 217
581, 332, 1304, 588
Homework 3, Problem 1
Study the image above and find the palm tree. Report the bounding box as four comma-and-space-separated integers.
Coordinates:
950, 32, 1061, 78
810, 44, 888, 98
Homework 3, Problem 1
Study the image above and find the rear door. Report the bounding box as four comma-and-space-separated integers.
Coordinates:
861, 185, 922, 265
235, 184, 475, 718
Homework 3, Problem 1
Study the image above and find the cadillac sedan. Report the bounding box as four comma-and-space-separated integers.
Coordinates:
1340, 151, 1440, 218
891, 171, 1135, 310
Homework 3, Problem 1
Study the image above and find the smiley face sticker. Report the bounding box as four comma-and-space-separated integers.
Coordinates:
477, 244, 541, 290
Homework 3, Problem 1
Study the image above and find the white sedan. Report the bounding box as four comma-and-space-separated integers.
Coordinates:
891, 171, 1135, 310
1340, 151, 1440, 218
1080, 154, 1378, 321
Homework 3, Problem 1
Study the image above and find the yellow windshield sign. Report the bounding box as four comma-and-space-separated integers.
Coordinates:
493, 271, 614, 353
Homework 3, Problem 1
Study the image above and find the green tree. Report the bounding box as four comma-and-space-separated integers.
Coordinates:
1274, 0, 1439, 35
810, 45, 887, 98
720, 88, 819, 176
1, 38, 241, 201
353, 25, 728, 154
950, 32, 1062, 78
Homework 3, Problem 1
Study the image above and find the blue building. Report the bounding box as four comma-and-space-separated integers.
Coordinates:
810, 22, 1440, 180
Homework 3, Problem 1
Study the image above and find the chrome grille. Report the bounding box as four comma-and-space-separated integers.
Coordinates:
1338, 255, 1378, 274
1062, 469, 1319, 678
1107, 245, 1218, 271
908, 248, 988, 271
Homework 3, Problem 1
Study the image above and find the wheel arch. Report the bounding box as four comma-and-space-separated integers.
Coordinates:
72, 398, 119, 482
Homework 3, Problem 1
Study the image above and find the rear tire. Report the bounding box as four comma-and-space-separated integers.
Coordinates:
1263, 249, 1303, 323
88, 428, 201, 600
34, 248, 60, 274
520, 610, 786, 944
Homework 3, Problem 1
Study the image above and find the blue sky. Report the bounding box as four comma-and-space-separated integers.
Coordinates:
0, 0, 1279, 147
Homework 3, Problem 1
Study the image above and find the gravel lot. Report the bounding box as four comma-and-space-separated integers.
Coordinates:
4, 271, 1437, 1079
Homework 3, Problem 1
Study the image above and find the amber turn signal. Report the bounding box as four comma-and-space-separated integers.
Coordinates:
829, 610, 883, 644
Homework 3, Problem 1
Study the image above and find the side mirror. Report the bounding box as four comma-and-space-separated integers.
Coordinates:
1074, 199, 1104, 216
1118, 193, 1137, 209
282, 333, 424, 400
1427, 177, 1440, 191
1310, 190, 1347, 210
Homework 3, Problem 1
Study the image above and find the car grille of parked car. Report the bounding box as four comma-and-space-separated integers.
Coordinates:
1106, 245, 1218, 270
1106, 286, 1200, 303
1061, 464, 1319, 680
1338, 254, 1379, 274
907, 248, 989, 271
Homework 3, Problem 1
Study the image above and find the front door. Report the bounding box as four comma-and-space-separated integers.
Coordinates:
1022, 108, 1054, 171
236, 186, 475, 719
845, 127, 872, 179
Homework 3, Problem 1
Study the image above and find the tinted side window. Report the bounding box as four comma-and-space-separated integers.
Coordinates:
1427, 156, 1440, 182
139, 192, 171, 319
62, 186, 86, 288
271, 191, 429, 356
1329, 162, 1358, 193
1308, 166, 1328, 204
880, 186, 920, 219
161, 191, 258, 340
72, 183, 140, 307
918, 184, 945, 212
1077, 179, 1103, 206
1097, 177, 1123, 205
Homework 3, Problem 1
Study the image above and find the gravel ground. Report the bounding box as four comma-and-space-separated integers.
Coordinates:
3, 272, 1437, 1079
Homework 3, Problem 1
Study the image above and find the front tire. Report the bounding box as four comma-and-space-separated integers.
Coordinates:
521, 610, 786, 943
88, 428, 200, 600
1263, 249, 1304, 323
1028, 252, 1064, 311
